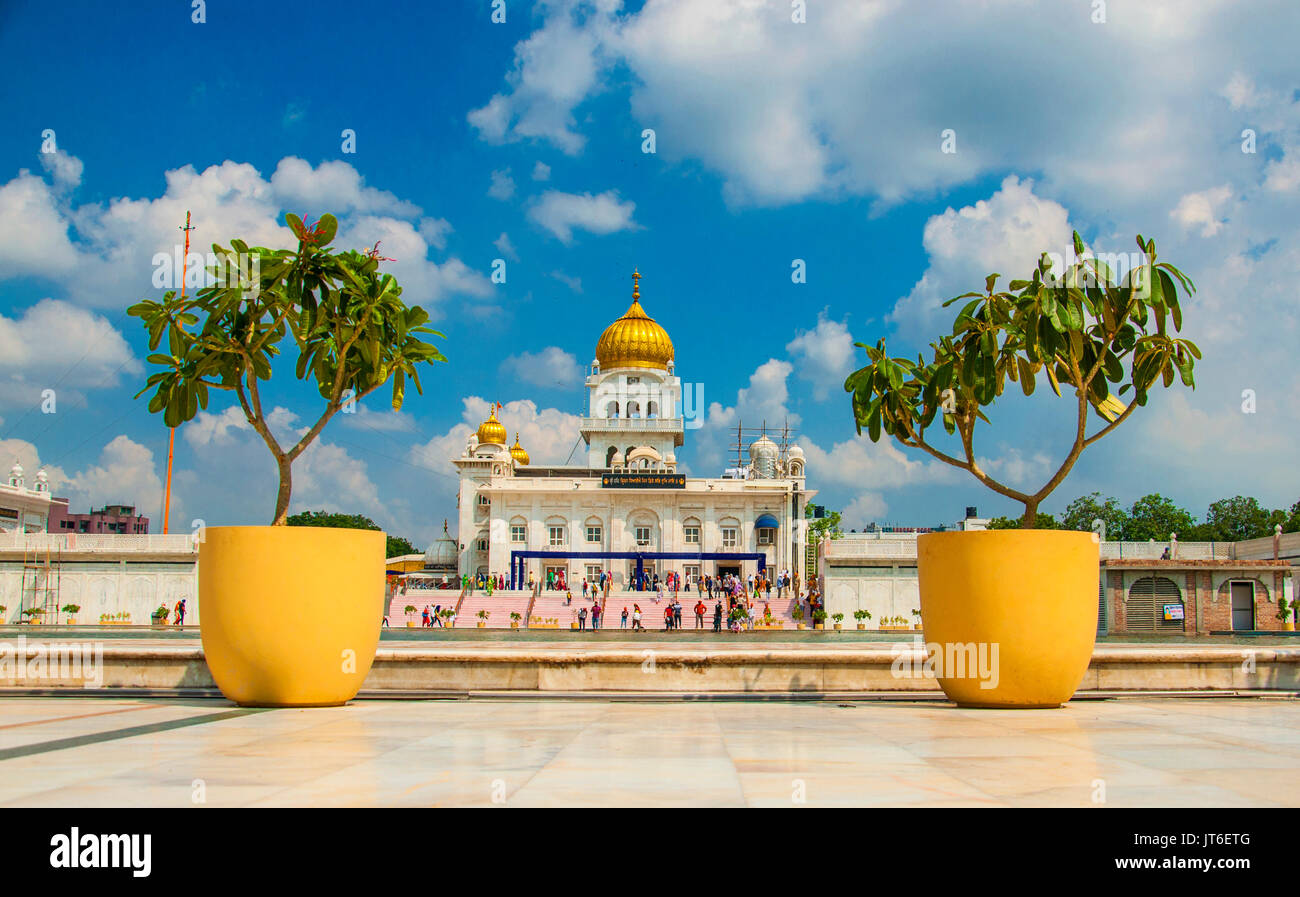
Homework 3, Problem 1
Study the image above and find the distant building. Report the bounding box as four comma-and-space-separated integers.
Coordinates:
48, 503, 150, 535
0, 462, 68, 533
820, 523, 1295, 636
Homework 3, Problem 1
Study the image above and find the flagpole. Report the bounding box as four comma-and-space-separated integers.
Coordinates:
163, 210, 194, 535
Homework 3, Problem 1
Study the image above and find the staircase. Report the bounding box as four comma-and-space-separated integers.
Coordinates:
387, 591, 457, 627
457, 590, 531, 629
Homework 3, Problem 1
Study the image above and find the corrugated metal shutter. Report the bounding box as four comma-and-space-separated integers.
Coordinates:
1127, 576, 1183, 633
1097, 574, 1107, 635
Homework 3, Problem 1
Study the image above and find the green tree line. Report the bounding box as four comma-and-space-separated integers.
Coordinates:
286, 510, 419, 559
987, 493, 1300, 542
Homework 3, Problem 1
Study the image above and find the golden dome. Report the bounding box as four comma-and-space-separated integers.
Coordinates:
595, 270, 674, 371
509, 433, 530, 465
476, 405, 507, 445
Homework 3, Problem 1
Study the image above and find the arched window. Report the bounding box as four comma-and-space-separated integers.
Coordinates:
647, 401, 658, 418
607, 401, 619, 418
628, 401, 641, 418
606, 446, 618, 467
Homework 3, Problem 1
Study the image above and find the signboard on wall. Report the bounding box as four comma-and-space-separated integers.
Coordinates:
1162, 602, 1185, 622
601, 473, 686, 489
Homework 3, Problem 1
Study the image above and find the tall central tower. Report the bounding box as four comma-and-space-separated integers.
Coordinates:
581, 270, 684, 471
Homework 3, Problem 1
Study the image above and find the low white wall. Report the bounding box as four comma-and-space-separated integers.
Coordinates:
0, 561, 199, 625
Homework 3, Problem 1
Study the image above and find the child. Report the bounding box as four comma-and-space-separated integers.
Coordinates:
621, 607, 629, 628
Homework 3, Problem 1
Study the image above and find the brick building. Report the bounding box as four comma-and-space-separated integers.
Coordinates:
47, 503, 150, 535
1101, 559, 1292, 635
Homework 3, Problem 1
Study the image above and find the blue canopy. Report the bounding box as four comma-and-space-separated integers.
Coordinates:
754, 514, 779, 529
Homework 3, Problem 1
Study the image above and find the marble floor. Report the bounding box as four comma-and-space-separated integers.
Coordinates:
0, 697, 1296, 807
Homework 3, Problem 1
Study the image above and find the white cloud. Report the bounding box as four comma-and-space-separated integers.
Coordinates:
467, 1, 615, 155
887, 176, 1073, 346
528, 189, 637, 243
0, 154, 484, 316
1170, 185, 1233, 237
532, 161, 551, 181
269, 157, 419, 217
694, 359, 800, 472
0, 171, 80, 277
340, 404, 417, 433
39, 148, 83, 190
0, 435, 162, 521
549, 270, 583, 293
474, 0, 1295, 217
488, 168, 516, 201
785, 310, 855, 401
0, 299, 139, 408
493, 231, 520, 261
499, 346, 583, 388
409, 398, 584, 502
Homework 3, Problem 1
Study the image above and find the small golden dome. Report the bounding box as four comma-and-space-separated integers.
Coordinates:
476, 406, 507, 445
509, 433, 530, 465
595, 270, 674, 371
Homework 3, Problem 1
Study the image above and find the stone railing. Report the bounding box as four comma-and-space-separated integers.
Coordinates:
0, 532, 198, 555
580, 417, 683, 432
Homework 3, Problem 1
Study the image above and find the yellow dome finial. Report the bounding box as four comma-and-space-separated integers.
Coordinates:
509, 432, 530, 465
595, 270, 673, 371
476, 403, 507, 445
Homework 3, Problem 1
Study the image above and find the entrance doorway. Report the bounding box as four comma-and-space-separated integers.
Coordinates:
545, 565, 567, 590
1230, 581, 1255, 631
716, 564, 740, 579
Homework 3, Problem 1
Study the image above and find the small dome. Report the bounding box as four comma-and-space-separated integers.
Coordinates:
424, 522, 458, 568
787, 444, 805, 460
748, 435, 778, 459
665, 452, 676, 465
509, 433, 530, 465
611, 451, 625, 465
476, 406, 507, 445
9, 461, 22, 477
595, 270, 674, 371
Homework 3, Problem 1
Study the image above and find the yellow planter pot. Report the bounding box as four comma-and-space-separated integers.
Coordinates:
406, 621, 416, 628
796, 623, 806, 630
918, 529, 1099, 709
199, 526, 384, 707
477, 621, 486, 628
1285, 619, 1295, 632
856, 624, 866, 630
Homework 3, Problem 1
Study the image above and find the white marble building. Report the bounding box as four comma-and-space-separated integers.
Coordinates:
451, 272, 816, 589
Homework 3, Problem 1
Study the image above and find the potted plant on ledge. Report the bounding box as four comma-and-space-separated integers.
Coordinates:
510, 611, 522, 629
20, 607, 44, 625
404, 605, 417, 628
129, 213, 446, 707
792, 606, 806, 630
845, 233, 1197, 707
812, 609, 827, 630
61, 604, 81, 625
831, 612, 844, 631
477, 609, 490, 629
853, 609, 871, 630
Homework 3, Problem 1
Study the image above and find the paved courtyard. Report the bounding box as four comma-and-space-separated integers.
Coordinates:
0, 697, 1295, 807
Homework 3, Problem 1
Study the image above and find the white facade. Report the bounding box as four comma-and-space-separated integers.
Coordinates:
0, 532, 199, 624
452, 306, 815, 588
0, 462, 66, 533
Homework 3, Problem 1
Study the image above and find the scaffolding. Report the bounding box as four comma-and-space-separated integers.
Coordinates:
19, 540, 61, 624
730, 419, 797, 473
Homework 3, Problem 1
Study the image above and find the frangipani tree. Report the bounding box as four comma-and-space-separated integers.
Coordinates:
844, 233, 1199, 528
129, 213, 446, 525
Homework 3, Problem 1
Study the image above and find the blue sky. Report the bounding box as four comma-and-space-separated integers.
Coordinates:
1, 0, 1298, 547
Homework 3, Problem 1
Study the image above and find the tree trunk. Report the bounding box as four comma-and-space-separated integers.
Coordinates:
1020, 500, 1039, 530
272, 455, 293, 526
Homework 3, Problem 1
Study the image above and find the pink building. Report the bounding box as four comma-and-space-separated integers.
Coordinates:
47, 502, 150, 535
